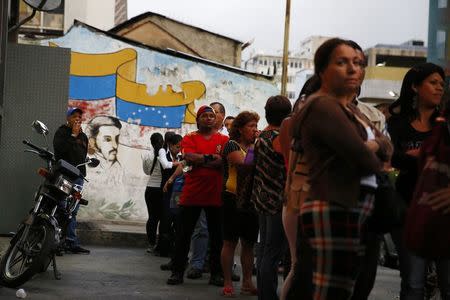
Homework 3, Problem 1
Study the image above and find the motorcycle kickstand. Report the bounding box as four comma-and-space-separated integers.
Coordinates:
51, 254, 62, 280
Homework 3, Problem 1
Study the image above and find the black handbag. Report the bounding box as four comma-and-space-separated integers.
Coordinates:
367, 173, 407, 234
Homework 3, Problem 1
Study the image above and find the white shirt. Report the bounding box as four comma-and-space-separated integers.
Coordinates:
142, 150, 162, 187
360, 127, 378, 189
158, 148, 179, 169
219, 126, 229, 136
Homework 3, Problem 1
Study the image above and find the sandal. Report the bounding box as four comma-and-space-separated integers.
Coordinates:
222, 286, 236, 298
240, 286, 258, 296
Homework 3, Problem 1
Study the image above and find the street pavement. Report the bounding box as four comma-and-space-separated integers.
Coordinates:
0, 242, 401, 299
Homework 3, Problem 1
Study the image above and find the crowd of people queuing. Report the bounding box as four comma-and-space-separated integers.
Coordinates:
140, 37, 450, 300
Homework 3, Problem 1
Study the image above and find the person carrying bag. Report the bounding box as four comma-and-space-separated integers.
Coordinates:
404, 119, 450, 259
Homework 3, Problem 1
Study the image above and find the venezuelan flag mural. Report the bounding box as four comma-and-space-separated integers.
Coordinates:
45, 23, 278, 223
65, 46, 204, 128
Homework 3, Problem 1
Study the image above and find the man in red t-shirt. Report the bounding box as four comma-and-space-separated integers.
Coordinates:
167, 105, 228, 285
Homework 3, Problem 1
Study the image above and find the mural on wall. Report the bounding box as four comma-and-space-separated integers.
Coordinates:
45, 23, 278, 223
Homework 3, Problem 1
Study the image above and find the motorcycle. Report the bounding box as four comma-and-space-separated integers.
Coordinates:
0, 120, 99, 288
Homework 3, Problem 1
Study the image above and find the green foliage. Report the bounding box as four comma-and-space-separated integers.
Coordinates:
79, 198, 138, 220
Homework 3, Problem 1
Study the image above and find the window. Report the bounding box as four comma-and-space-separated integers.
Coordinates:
294, 62, 298, 68
438, 0, 447, 8
290, 62, 294, 68
259, 60, 263, 65
19, 0, 64, 34
437, 30, 447, 59
264, 60, 267, 66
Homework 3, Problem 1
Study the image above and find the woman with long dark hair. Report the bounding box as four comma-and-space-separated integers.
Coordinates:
290, 38, 391, 299
155, 133, 183, 257
387, 62, 447, 299
142, 132, 164, 253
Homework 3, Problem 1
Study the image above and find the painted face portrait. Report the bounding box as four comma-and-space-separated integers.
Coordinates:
95, 125, 120, 162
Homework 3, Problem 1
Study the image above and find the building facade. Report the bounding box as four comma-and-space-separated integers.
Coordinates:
243, 36, 334, 101
244, 53, 311, 100
18, 0, 128, 38
364, 40, 427, 68
114, 0, 127, 26
297, 35, 332, 59
110, 12, 244, 68
428, 0, 450, 79
360, 41, 427, 104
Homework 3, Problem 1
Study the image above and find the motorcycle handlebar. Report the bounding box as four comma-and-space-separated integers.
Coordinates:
79, 198, 88, 206
22, 140, 54, 161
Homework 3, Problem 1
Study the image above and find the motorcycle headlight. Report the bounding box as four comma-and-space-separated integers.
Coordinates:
54, 175, 73, 195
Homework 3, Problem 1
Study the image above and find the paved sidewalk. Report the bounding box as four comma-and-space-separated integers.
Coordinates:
0, 241, 401, 299
0, 245, 227, 299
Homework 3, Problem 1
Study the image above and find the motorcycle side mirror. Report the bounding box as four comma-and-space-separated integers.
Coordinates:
31, 120, 49, 136
87, 158, 100, 168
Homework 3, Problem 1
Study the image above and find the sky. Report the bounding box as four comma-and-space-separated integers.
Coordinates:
127, 0, 429, 60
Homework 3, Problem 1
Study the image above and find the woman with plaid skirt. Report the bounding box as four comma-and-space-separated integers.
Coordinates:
290, 38, 392, 300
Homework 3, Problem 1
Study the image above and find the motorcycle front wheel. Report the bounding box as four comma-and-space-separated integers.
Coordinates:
0, 221, 55, 288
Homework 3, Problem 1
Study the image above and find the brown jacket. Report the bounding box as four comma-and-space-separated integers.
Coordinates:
296, 95, 385, 208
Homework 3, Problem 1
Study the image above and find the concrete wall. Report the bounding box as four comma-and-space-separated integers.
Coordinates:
43, 23, 277, 223
116, 14, 242, 67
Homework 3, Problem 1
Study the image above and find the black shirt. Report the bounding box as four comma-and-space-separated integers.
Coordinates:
387, 115, 431, 204
53, 124, 88, 176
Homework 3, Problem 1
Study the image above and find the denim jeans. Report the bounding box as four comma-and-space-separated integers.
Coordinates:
403, 250, 450, 300
189, 210, 209, 270
257, 212, 286, 300
66, 178, 84, 248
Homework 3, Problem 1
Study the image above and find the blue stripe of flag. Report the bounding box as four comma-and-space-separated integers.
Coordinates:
69, 75, 116, 100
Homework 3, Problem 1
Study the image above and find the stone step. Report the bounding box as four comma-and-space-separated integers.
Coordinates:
77, 220, 148, 248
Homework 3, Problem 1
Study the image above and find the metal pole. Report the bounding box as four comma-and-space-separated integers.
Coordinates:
8, 0, 19, 42
280, 0, 291, 96
0, 0, 8, 118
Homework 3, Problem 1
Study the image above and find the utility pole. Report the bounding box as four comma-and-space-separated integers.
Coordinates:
280, 0, 291, 96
